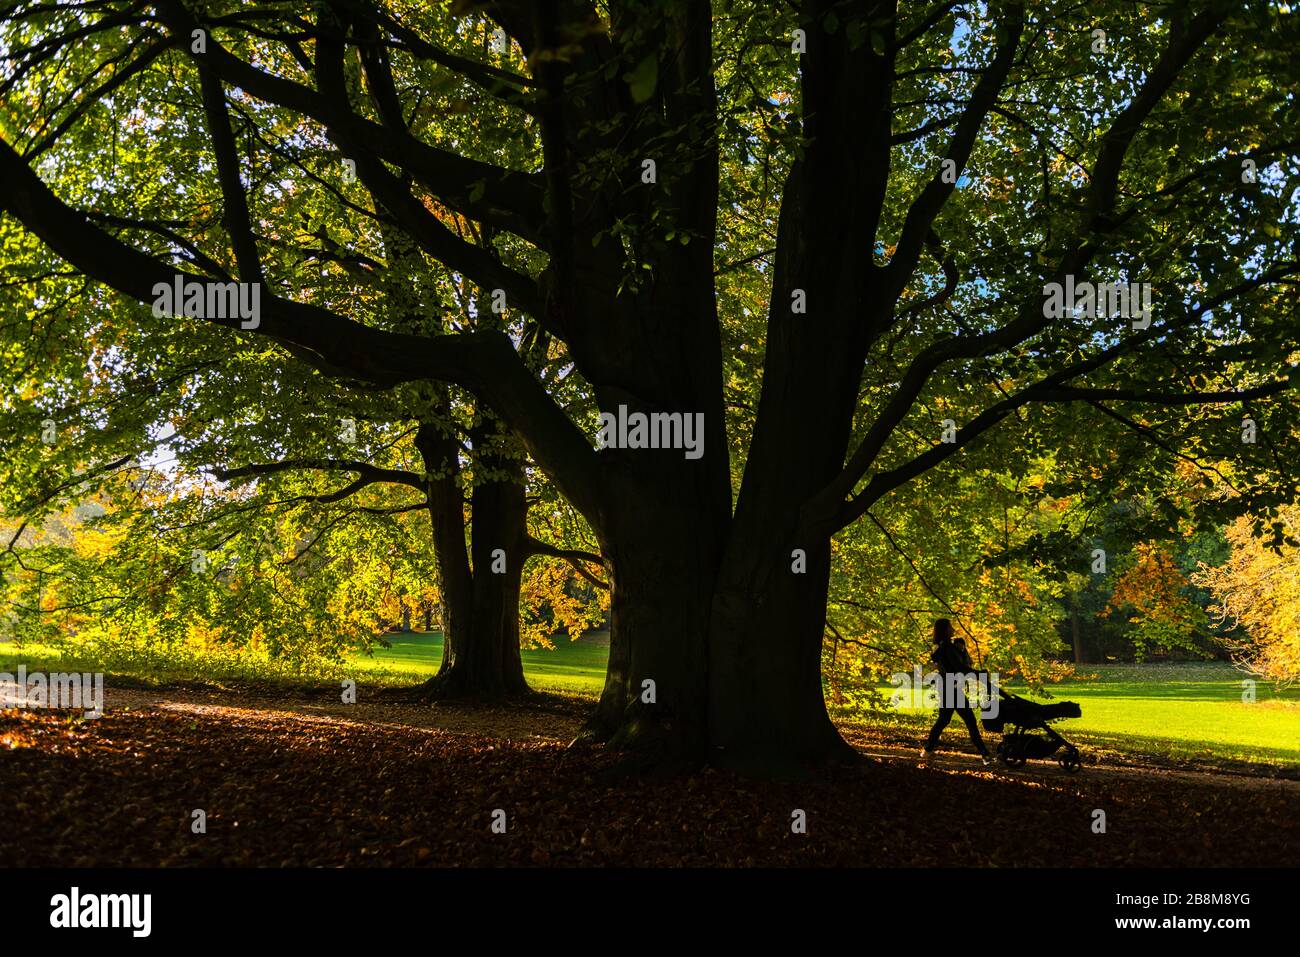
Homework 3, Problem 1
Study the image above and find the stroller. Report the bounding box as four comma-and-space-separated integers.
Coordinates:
981, 689, 1083, 772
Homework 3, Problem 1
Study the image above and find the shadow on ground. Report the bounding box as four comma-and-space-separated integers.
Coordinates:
1, 685, 1294, 867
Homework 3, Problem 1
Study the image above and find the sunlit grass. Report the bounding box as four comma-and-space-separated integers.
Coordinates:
0, 630, 608, 697
349, 630, 607, 695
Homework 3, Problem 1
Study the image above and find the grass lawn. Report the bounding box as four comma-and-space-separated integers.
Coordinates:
0, 630, 610, 697
350, 630, 609, 695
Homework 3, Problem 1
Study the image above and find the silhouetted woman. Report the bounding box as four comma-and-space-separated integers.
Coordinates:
920, 618, 992, 765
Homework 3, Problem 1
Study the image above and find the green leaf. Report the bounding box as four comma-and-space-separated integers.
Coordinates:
624, 55, 658, 104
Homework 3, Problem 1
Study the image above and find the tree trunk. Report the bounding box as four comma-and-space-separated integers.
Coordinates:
414, 414, 530, 700
568, 160, 871, 770
573, 408, 729, 766
1071, 603, 1085, 665
523, 0, 882, 773
700, 121, 884, 771
587, 490, 853, 775
582, 504, 719, 766
467, 430, 530, 697
708, 545, 855, 775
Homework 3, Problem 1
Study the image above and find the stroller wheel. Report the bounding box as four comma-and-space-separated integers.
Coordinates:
995, 741, 1024, 767
1059, 750, 1082, 773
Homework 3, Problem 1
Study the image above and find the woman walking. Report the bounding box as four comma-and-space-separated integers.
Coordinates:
920, 618, 992, 766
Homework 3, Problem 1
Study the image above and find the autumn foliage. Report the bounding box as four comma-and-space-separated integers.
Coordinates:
1195, 507, 1300, 684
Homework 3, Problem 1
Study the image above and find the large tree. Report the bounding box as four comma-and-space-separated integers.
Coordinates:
1, 0, 1297, 770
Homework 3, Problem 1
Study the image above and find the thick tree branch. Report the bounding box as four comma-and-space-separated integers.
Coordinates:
198, 64, 263, 284
211, 459, 425, 490
1085, 7, 1231, 232
311, 6, 545, 319
341, 0, 536, 104
522, 533, 609, 589
84, 211, 232, 278
886, 3, 1024, 297
896, 229, 958, 317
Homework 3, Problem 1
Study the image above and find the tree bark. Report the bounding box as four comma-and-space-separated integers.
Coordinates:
580, 492, 721, 766
1071, 603, 1086, 665
414, 414, 529, 700
467, 420, 530, 697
